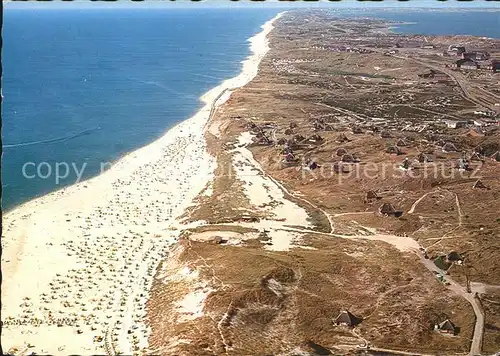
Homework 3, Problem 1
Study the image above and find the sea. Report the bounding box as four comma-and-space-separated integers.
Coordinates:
2, 8, 500, 211
367, 10, 500, 38
2, 8, 281, 211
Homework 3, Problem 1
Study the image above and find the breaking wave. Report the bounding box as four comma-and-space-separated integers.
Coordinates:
3, 127, 101, 148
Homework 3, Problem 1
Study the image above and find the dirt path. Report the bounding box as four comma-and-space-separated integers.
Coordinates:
332, 211, 375, 217
407, 192, 483, 355
423, 191, 464, 250
406, 105, 465, 121
314, 101, 368, 122
408, 190, 437, 215
455, 192, 464, 227
367, 346, 437, 356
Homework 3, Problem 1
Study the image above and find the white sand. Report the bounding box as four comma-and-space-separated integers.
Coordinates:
187, 230, 259, 245
232, 132, 311, 227
230, 131, 315, 251
263, 230, 304, 252
334, 233, 421, 252
175, 285, 214, 322
1, 12, 285, 355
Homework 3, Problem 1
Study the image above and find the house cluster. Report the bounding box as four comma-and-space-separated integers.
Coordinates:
383, 49, 399, 56
447, 45, 466, 55
271, 58, 312, 76
449, 59, 500, 72
442, 117, 499, 133
245, 107, 499, 178
246, 121, 329, 168
312, 45, 374, 54
445, 46, 499, 72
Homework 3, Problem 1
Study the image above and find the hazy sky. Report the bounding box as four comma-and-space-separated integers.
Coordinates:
4, 0, 500, 9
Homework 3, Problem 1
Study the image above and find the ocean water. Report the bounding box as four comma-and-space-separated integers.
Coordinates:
2, 8, 280, 211
368, 11, 500, 38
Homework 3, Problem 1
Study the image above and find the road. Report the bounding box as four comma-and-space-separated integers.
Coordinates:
419, 254, 484, 356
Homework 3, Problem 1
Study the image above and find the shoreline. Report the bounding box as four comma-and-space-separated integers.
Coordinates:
1, 11, 284, 355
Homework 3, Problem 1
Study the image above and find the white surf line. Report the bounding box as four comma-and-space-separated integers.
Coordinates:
1, 12, 286, 356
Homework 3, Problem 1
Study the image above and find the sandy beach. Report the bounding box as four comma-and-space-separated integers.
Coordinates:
1, 12, 284, 355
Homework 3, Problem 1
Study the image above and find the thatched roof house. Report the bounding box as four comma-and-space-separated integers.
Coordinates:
313, 120, 326, 132
379, 203, 402, 217
365, 190, 380, 203
341, 154, 355, 163
401, 157, 411, 170
293, 134, 306, 143
433, 255, 452, 271
284, 152, 296, 163
336, 148, 348, 157
309, 161, 320, 170
282, 154, 299, 167
456, 158, 469, 170
379, 203, 396, 215
380, 130, 392, 138
308, 134, 324, 143
210, 236, 227, 244
469, 152, 482, 161
386, 145, 403, 155
334, 310, 361, 327
352, 126, 363, 134
473, 179, 488, 189
336, 133, 350, 143
447, 251, 463, 262
417, 152, 431, 163
442, 142, 458, 153
435, 319, 458, 335
277, 138, 287, 145
245, 122, 257, 130
396, 138, 408, 147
